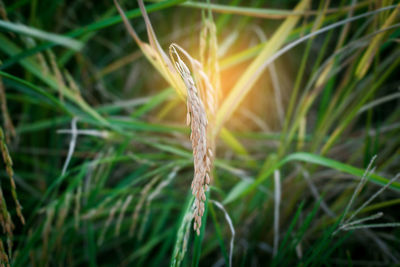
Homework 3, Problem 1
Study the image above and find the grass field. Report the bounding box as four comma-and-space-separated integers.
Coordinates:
0, 0, 400, 266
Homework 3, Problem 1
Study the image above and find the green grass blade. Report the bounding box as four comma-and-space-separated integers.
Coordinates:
171, 194, 194, 267
208, 203, 229, 266
214, 0, 310, 135
224, 152, 400, 204
0, 20, 83, 50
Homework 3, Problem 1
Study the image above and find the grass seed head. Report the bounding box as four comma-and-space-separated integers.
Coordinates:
129, 175, 161, 237
169, 45, 212, 235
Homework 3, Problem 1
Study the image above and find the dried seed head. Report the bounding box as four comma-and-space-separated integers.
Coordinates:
169, 44, 213, 235
129, 176, 161, 237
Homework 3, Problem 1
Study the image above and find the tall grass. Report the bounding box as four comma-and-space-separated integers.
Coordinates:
0, 0, 399, 266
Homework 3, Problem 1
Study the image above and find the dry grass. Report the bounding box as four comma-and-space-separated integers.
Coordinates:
200, 17, 220, 115
114, 0, 218, 236
0, 127, 25, 264
169, 45, 212, 235
98, 199, 122, 245
115, 195, 133, 236
0, 77, 15, 143
129, 175, 161, 237
47, 50, 65, 101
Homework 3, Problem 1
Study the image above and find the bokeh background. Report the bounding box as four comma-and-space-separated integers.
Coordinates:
0, 0, 399, 266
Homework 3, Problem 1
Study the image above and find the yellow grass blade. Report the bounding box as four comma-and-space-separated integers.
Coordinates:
214, 0, 310, 135
220, 128, 257, 167
355, 3, 400, 78
114, 0, 186, 99
220, 128, 248, 156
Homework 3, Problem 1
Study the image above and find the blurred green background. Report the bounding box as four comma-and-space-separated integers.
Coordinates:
0, 0, 399, 266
